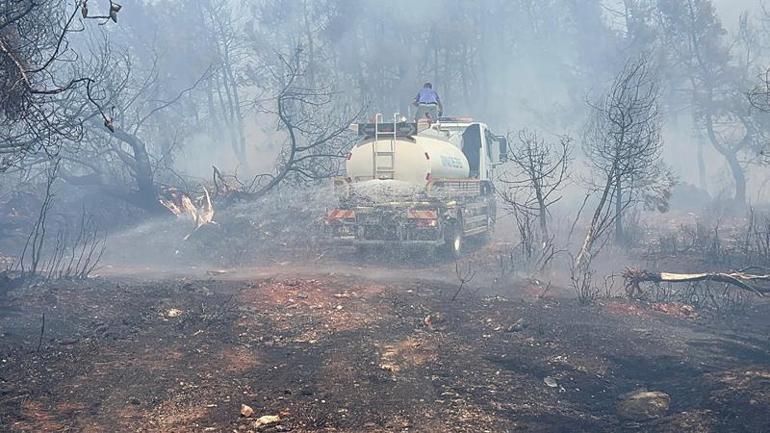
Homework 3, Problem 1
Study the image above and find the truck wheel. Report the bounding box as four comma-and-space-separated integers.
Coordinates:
444, 223, 464, 258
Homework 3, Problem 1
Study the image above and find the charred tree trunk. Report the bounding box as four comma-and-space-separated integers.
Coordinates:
704, 112, 747, 206
725, 152, 746, 205
695, 123, 708, 191
615, 175, 624, 245
536, 188, 549, 241
221, 62, 246, 168
575, 168, 615, 271
111, 129, 162, 211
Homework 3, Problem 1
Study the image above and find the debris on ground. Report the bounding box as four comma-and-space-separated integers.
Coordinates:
652, 302, 698, 319
240, 404, 254, 418
616, 390, 671, 421
254, 414, 281, 428
544, 376, 558, 388
604, 301, 648, 317
423, 312, 444, 329
623, 268, 770, 296
1, 275, 767, 432
380, 363, 398, 373
165, 308, 183, 318
506, 318, 528, 332
0, 254, 14, 271
158, 186, 215, 240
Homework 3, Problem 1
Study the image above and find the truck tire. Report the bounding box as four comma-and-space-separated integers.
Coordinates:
444, 222, 464, 259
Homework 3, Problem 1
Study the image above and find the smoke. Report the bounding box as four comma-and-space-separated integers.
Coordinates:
6, 0, 770, 272
109, 0, 770, 200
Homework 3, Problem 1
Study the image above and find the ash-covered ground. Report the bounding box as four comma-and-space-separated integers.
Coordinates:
1, 187, 769, 432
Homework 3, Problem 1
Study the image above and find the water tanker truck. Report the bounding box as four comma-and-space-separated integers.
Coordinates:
325, 114, 508, 257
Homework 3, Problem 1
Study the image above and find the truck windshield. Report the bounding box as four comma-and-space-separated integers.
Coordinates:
461, 124, 481, 178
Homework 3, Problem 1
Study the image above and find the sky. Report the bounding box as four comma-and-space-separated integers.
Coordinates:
714, 0, 762, 28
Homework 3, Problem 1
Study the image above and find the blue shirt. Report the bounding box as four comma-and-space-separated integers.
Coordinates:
416, 88, 440, 104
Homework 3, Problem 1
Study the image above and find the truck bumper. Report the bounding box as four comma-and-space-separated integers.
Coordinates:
325, 207, 444, 245
328, 236, 444, 247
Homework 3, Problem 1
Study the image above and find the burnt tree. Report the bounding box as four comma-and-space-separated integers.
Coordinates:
0, 1, 119, 170
500, 129, 571, 241
577, 55, 672, 270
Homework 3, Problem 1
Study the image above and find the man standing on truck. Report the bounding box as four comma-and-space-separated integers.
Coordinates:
413, 82, 443, 123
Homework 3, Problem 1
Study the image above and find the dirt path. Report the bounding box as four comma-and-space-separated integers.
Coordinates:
0, 272, 768, 432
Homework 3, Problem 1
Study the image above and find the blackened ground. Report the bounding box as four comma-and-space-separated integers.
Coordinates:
0, 272, 768, 432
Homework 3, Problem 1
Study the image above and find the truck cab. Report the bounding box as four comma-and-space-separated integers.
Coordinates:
433, 117, 508, 183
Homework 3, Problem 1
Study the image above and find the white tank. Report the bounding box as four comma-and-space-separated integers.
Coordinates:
346, 134, 470, 185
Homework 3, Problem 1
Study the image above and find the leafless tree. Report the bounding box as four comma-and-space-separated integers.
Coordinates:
14, 158, 105, 280
575, 55, 673, 273
746, 69, 770, 163
0, 1, 118, 171
451, 260, 476, 301
222, 47, 361, 200
40, 207, 106, 280
569, 253, 598, 304
17, 158, 59, 277
748, 69, 770, 112
570, 56, 674, 301
500, 129, 572, 241
198, 0, 248, 167
62, 49, 211, 211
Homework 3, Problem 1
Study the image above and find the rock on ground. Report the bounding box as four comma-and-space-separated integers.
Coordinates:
240, 404, 254, 417
254, 414, 281, 428
616, 390, 671, 421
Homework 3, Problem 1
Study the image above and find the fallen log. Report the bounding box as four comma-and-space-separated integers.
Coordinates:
623, 268, 770, 297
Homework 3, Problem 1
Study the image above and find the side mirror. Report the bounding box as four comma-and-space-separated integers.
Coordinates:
498, 136, 508, 162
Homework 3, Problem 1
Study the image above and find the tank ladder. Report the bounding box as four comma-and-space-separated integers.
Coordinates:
371, 113, 400, 180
